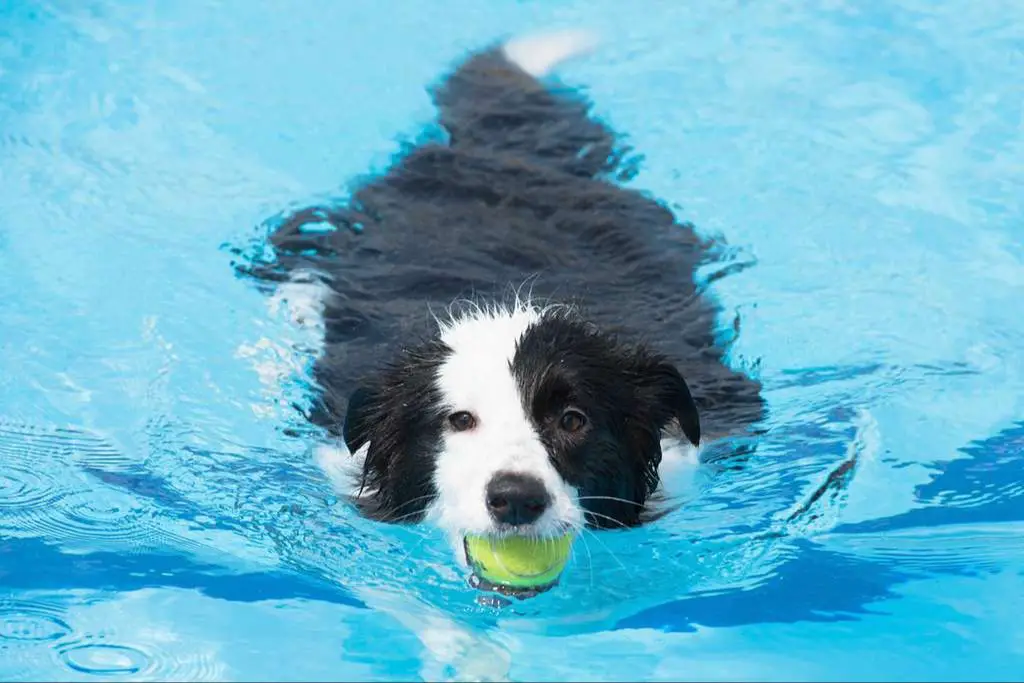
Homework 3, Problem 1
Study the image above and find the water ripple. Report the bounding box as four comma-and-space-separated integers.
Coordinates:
0, 600, 72, 643
35, 493, 159, 547
0, 463, 67, 515
0, 444, 73, 539
821, 522, 1024, 576
54, 636, 225, 681
0, 421, 159, 549
58, 642, 150, 677
0, 596, 224, 681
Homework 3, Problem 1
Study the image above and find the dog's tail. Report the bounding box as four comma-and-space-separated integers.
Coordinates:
432, 29, 621, 178
501, 29, 600, 80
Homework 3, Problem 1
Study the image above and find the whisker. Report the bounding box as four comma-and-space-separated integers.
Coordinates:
576, 495, 645, 507
379, 492, 436, 516
381, 508, 430, 524
389, 529, 434, 570
580, 509, 632, 530
580, 525, 634, 580
575, 526, 596, 591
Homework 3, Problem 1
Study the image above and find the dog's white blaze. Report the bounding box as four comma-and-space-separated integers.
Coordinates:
427, 303, 584, 547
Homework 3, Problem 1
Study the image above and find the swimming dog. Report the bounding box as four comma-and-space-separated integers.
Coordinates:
241, 28, 765, 593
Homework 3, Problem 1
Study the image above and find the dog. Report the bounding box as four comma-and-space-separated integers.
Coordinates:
240, 29, 765, 599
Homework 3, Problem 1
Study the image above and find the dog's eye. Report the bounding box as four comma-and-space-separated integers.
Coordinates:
559, 409, 587, 433
448, 411, 477, 432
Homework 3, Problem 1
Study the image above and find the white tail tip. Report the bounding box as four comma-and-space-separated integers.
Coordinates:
502, 29, 600, 78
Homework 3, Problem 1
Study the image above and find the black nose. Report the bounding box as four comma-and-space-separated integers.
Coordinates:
485, 472, 551, 526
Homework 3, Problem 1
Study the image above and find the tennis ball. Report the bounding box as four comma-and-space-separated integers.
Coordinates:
464, 533, 573, 589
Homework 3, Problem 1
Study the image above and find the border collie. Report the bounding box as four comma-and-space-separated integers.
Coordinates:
240, 29, 765, 587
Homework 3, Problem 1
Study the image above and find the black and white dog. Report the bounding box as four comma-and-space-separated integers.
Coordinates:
243, 30, 765, 579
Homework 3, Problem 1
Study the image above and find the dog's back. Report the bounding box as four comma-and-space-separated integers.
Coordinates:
245, 31, 764, 442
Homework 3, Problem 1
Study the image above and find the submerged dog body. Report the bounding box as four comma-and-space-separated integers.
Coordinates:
245, 31, 765, 565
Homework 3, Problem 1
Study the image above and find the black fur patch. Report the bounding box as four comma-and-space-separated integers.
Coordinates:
512, 309, 700, 528
340, 338, 451, 522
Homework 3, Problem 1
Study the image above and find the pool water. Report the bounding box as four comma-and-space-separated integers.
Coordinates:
1, 0, 1022, 680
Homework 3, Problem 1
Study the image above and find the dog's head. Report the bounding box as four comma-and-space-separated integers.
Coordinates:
339, 302, 701, 558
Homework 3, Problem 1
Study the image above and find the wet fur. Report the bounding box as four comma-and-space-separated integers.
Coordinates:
239, 39, 766, 534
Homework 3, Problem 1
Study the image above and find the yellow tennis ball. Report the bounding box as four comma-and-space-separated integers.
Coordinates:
464, 533, 573, 589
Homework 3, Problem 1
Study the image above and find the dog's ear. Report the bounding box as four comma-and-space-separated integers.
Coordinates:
343, 386, 375, 454
636, 359, 701, 447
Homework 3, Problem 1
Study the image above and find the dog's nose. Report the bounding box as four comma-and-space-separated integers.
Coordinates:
485, 472, 551, 526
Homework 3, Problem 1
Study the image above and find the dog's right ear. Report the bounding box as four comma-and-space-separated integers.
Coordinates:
631, 357, 701, 448
343, 386, 375, 454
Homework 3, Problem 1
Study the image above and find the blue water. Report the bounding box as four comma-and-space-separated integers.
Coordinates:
1, 0, 1022, 680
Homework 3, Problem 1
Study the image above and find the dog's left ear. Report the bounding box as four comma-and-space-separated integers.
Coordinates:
636, 359, 701, 447
343, 386, 375, 454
